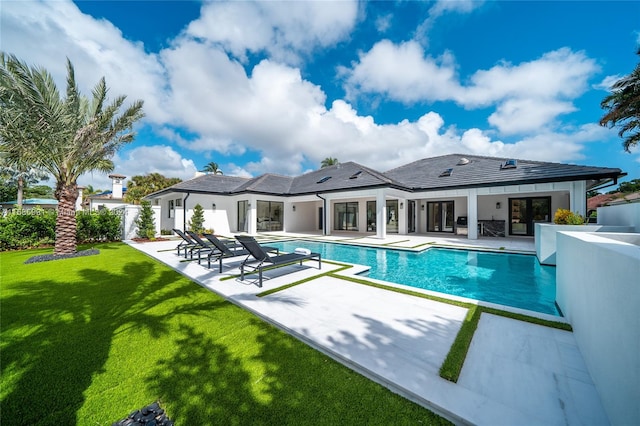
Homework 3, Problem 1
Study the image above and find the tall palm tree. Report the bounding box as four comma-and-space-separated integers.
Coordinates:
600, 48, 640, 152
0, 53, 144, 254
201, 161, 223, 175
321, 157, 339, 168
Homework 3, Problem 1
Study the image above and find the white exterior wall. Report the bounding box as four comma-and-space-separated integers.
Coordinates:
285, 201, 320, 232
556, 232, 640, 425
118, 205, 161, 240
597, 203, 640, 232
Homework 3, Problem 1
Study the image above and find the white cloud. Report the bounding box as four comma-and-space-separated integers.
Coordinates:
2, 0, 608, 181
342, 42, 599, 135
415, 0, 485, 45
375, 13, 392, 33
185, 0, 359, 64
1, 0, 170, 123
594, 74, 621, 91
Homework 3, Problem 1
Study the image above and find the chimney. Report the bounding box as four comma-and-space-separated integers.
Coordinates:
109, 174, 126, 199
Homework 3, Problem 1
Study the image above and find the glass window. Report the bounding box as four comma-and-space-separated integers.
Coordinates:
334, 202, 358, 231
256, 201, 283, 231
175, 198, 182, 207
168, 200, 174, 218
387, 200, 398, 233
237, 200, 248, 232
427, 201, 454, 233
366, 201, 376, 232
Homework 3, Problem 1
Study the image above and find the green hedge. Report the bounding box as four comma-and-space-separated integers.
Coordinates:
0, 208, 122, 251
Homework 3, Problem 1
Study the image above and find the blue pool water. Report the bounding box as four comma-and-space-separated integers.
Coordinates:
270, 241, 559, 316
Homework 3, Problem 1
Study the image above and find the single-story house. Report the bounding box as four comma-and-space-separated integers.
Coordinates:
0, 198, 59, 212
145, 154, 625, 240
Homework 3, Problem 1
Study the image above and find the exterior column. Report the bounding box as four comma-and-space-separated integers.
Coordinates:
376, 189, 386, 239
398, 198, 407, 234
467, 189, 478, 240
248, 197, 257, 235
325, 198, 332, 236
570, 181, 587, 217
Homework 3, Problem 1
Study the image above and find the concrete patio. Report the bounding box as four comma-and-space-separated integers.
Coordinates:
128, 233, 608, 425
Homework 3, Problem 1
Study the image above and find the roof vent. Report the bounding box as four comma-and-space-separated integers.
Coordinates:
316, 176, 332, 184
501, 159, 517, 170
439, 168, 453, 177
457, 157, 471, 165
349, 171, 363, 179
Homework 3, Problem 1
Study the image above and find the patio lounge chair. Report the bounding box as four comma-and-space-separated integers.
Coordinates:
173, 228, 198, 257
185, 231, 217, 262
203, 233, 279, 272
236, 235, 321, 287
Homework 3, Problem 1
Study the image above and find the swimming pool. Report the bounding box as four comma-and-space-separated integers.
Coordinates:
270, 240, 559, 316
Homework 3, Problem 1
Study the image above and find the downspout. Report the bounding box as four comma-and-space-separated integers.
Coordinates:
316, 193, 327, 236
183, 192, 190, 232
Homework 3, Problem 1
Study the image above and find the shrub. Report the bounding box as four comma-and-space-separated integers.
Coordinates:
189, 203, 205, 234
135, 200, 156, 238
0, 208, 56, 250
553, 208, 584, 225
77, 209, 122, 242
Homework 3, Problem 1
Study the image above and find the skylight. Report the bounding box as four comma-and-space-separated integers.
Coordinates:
349, 171, 363, 179
457, 157, 471, 165
316, 176, 332, 184
439, 168, 453, 177
501, 159, 517, 169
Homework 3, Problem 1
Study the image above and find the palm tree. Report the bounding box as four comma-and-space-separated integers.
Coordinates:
600, 48, 640, 152
0, 53, 144, 254
201, 162, 223, 175
321, 157, 339, 168
0, 154, 48, 208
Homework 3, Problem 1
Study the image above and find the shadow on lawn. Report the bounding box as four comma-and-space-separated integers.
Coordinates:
0, 260, 224, 425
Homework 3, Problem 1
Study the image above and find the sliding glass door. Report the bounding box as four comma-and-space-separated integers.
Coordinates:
334, 202, 359, 231
509, 197, 551, 236
427, 201, 454, 233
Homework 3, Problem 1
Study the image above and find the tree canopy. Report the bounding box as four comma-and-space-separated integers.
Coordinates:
201, 162, 223, 175
321, 157, 339, 168
600, 48, 640, 152
0, 53, 144, 254
124, 172, 181, 204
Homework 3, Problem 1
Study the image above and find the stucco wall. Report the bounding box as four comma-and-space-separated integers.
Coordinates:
118, 205, 161, 240
556, 232, 640, 425
597, 203, 640, 232
535, 223, 634, 265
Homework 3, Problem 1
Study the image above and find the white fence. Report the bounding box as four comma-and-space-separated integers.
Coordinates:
113, 205, 162, 240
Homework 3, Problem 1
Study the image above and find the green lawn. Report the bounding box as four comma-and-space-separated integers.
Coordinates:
0, 243, 450, 425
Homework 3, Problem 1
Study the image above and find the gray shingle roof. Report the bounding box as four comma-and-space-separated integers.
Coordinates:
231, 173, 294, 195
288, 161, 403, 195
147, 174, 249, 197
384, 154, 623, 191
146, 154, 624, 199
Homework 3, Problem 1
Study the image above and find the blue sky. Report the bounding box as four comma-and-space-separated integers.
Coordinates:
2, 0, 639, 190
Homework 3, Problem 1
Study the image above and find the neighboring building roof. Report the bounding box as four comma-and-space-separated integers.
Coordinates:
145, 154, 625, 199
108, 173, 127, 179
384, 154, 624, 191
88, 188, 128, 201
588, 192, 640, 209
2, 198, 58, 206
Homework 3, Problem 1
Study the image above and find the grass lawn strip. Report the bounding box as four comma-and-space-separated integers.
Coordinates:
1, 243, 450, 425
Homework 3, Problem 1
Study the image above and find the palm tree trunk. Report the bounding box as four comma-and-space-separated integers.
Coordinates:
17, 176, 24, 209
55, 184, 78, 255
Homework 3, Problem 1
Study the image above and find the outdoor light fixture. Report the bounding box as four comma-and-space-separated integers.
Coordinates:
212, 203, 217, 210
400, 202, 404, 209
292, 205, 296, 211
421, 204, 425, 211
496, 202, 501, 209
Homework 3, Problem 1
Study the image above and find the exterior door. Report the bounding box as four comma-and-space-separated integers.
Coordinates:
509, 197, 551, 236
237, 200, 248, 232
427, 201, 454, 233
408, 200, 416, 233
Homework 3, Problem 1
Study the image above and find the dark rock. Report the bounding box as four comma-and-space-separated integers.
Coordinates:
24, 248, 100, 264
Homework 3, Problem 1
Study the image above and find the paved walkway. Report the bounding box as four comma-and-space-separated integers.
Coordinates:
128, 234, 608, 425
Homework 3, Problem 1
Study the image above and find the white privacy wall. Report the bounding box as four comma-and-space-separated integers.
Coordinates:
597, 203, 640, 232
556, 231, 640, 425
